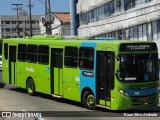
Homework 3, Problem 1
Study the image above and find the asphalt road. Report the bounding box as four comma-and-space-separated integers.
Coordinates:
0, 72, 160, 120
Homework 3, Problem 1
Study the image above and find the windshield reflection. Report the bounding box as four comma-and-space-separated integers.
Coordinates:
118, 53, 159, 83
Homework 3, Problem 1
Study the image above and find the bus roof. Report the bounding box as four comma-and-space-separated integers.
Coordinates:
3, 36, 158, 54
3, 35, 155, 45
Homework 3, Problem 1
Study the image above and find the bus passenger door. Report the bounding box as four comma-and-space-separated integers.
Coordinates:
51, 48, 63, 96
96, 51, 114, 107
9, 46, 17, 85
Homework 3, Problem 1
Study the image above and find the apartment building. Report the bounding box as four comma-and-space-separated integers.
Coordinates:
0, 15, 41, 38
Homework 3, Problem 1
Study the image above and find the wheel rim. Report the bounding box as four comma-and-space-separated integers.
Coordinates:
28, 82, 33, 93
87, 95, 95, 107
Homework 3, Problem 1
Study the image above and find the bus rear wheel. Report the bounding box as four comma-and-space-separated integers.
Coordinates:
26, 79, 35, 96
82, 91, 96, 110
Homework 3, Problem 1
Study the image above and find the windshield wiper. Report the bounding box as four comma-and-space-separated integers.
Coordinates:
148, 52, 152, 60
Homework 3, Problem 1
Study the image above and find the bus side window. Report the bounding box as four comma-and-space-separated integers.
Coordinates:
18, 44, 27, 62
0, 43, 2, 55
4, 43, 8, 60
79, 47, 94, 70
28, 44, 37, 63
64, 46, 78, 68
38, 45, 49, 64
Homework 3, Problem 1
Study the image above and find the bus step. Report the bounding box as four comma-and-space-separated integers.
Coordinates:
10, 84, 17, 87
96, 105, 111, 109
51, 94, 62, 98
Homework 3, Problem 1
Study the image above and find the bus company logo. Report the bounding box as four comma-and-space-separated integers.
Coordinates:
26, 67, 35, 72
83, 71, 94, 77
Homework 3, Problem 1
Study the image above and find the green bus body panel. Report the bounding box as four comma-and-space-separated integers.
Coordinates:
11, 62, 14, 84
99, 100, 111, 106
2, 59, 9, 84
53, 68, 63, 95
50, 43, 81, 101
17, 62, 50, 94
53, 68, 59, 94
63, 67, 80, 102
2, 37, 159, 110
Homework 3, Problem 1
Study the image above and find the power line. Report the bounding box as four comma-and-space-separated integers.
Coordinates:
38, 0, 45, 5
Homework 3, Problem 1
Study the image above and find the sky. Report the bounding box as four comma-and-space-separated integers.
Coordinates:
0, 0, 70, 15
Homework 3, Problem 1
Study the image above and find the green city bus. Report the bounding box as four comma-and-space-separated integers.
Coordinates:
2, 35, 159, 110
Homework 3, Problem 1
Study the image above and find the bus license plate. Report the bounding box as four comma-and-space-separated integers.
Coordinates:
139, 97, 148, 102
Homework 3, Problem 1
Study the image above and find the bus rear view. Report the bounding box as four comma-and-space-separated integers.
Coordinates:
115, 43, 159, 110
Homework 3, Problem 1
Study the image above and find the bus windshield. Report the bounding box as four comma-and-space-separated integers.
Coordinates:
119, 53, 159, 83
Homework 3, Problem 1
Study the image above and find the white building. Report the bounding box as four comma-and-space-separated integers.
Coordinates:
77, 0, 160, 40
0, 15, 41, 38
40, 12, 71, 36
77, 0, 160, 72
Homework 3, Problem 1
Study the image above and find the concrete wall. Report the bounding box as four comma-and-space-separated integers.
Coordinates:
39, 19, 46, 35
61, 25, 71, 36
51, 17, 61, 35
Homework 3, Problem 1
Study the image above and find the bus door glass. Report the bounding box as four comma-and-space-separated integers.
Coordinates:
96, 51, 115, 106
9, 46, 17, 85
51, 48, 63, 95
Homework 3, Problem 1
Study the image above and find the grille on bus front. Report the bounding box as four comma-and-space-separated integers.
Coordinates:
131, 95, 156, 106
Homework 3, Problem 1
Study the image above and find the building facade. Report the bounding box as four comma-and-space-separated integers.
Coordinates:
0, 15, 41, 38
77, 0, 160, 74
77, 0, 160, 40
40, 12, 71, 36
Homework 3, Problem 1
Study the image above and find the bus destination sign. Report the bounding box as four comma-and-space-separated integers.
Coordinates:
119, 43, 157, 52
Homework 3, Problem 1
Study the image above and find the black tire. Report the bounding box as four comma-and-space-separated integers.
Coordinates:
82, 91, 96, 110
26, 79, 35, 96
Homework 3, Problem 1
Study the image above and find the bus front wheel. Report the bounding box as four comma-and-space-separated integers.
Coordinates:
82, 91, 96, 110
26, 79, 35, 96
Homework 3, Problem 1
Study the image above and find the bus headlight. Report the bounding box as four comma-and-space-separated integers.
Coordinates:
119, 89, 129, 97
119, 90, 124, 94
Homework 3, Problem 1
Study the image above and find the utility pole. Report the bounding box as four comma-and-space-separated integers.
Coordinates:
29, 0, 33, 37
45, 0, 48, 35
12, 4, 22, 37
48, 0, 52, 35
45, 0, 52, 35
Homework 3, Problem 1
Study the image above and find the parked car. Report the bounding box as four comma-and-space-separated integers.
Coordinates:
0, 56, 2, 70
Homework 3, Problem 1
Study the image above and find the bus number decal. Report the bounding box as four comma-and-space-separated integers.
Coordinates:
75, 77, 80, 82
